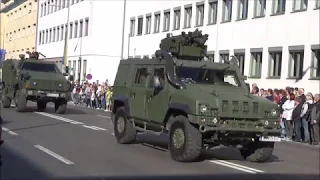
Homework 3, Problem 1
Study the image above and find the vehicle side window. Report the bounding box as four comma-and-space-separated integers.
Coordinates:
150, 68, 165, 87
134, 68, 148, 85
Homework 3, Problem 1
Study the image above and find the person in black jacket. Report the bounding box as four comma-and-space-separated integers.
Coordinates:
278, 90, 288, 138
292, 96, 303, 142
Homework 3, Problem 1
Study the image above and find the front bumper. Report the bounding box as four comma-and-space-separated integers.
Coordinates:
24, 89, 68, 100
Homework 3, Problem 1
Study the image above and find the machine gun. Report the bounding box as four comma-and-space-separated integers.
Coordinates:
159, 28, 209, 61
25, 51, 46, 59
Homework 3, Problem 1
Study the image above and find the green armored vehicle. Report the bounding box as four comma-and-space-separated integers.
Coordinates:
1, 51, 74, 114
112, 29, 281, 163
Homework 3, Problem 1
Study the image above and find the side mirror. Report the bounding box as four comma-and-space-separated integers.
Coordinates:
245, 83, 250, 92
0, 81, 4, 90
68, 75, 74, 81
150, 76, 162, 89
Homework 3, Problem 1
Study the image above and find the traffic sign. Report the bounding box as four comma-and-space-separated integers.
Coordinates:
86, 74, 92, 80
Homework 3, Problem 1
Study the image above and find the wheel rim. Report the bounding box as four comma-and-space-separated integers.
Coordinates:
117, 117, 125, 133
172, 128, 185, 149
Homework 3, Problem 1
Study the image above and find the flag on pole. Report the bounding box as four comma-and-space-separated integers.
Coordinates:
62, 29, 69, 65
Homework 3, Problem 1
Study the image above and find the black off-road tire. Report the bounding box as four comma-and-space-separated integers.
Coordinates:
15, 93, 27, 112
169, 115, 202, 162
55, 99, 67, 114
2, 94, 11, 108
37, 101, 47, 112
113, 107, 136, 144
240, 142, 274, 162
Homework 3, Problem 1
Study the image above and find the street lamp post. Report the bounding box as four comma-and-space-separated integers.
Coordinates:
120, 0, 126, 60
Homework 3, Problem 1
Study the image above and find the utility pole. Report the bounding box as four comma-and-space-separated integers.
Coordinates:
120, 0, 126, 59
62, 4, 71, 67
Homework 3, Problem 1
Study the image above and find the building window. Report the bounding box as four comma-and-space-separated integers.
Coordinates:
237, 0, 248, 20
45, 30, 48, 43
196, 3, 204, 26
292, 0, 308, 11
74, 21, 78, 38
220, 53, 229, 63
134, 68, 148, 85
129, 19, 135, 36
38, 32, 42, 44
222, 0, 232, 22
42, 31, 45, 44
61, 25, 64, 40
145, 15, 151, 34
288, 50, 304, 78
316, 0, 320, 8
137, 17, 143, 35
163, 11, 170, 32
235, 53, 245, 75
173, 9, 181, 30
184, 6, 192, 28
56, 26, 60, 41
69, 23, 73, 39
208, 1, 218, 25
272, 0, 286, 14
268, 51, 282, 77
311, 49, 320, 78
40, 4, 43, 16
82, 60, 87, 80
44, 3, 47, 15
154, 13, 160, 33
79, 20, 83, 37
250, 52, 263, 78
53, 28, 56, 42
54, 0, 58, 12
84, 18, 89, 36
254, 0, 266, 17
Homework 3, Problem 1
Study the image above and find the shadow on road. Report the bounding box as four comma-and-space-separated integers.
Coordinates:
134, 133, 282, 163
0, 144, 52, 180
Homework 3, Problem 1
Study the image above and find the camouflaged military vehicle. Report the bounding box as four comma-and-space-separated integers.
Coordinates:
112, 29, 281, 163
1, 51, 74, 114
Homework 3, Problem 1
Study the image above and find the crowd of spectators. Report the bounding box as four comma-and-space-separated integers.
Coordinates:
71, 80, 113, 112
251, 84, 320, 146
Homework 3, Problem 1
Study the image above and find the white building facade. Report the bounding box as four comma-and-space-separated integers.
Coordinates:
123, 0, 320, 93
35, 0, 125, 84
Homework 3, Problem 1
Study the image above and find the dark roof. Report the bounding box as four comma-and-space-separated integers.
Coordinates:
0, 0, 27, 13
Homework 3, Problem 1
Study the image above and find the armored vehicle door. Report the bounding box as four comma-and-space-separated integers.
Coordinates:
129, 66, 150, 120
145, 66, 169, 123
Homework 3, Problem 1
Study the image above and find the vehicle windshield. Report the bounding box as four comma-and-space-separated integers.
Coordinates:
176, 66, 241, 87
21, 62, 59, 73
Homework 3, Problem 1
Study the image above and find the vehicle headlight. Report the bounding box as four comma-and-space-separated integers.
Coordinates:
271, 109, 277, 116
59, 84, 62, 87
200, 105, 207, 113
60, 93, 66, 97
33, 82, 37, 86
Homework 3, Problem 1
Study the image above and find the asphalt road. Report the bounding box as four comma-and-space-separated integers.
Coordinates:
1, 102, 319, 180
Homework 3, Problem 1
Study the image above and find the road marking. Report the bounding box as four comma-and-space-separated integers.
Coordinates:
2, 127, 18, 136
35, 112, 108, 132
210, 160, 264, 174
34, 145, 74, 165
97, 115, 111, 119
82, 125, 107, 131
35, 112, 83, 125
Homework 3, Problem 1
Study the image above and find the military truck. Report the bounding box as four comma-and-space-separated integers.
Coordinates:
111, 29, 281, 163
1, 51, 74, 114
